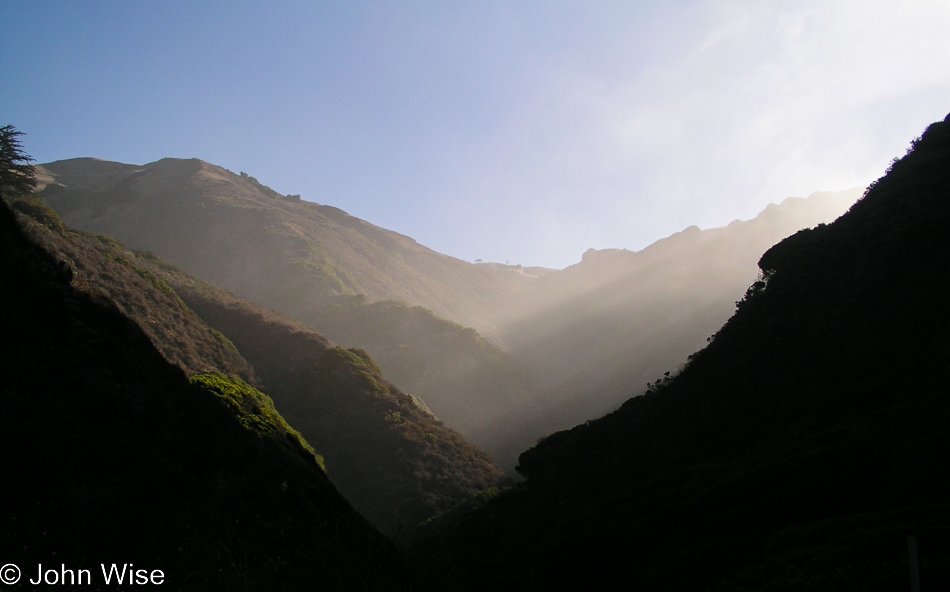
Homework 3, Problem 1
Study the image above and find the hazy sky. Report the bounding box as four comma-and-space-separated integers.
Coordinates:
3, 1, 949, 268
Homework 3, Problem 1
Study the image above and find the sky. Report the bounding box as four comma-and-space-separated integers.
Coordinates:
2, 1, 949, 269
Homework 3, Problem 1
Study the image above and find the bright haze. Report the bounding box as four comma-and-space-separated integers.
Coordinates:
2, 1, 949, 269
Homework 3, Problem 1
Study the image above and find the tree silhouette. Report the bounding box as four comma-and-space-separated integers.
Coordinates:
0, 125, 36, 198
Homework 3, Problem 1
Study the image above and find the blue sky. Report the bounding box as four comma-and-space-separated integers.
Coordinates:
3, 1, 950, 269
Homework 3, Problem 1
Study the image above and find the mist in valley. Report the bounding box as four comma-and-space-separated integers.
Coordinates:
35, 157, 863, 473
489, 188, 864, 461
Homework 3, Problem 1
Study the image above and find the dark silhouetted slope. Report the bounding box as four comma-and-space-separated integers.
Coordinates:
408, 115, 950, 591
0, 197, 409, 590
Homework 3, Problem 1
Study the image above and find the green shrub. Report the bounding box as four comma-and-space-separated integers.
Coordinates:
189, 373, 325, 471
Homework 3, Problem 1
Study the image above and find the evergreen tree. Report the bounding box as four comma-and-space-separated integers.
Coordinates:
0, 125, 37, 198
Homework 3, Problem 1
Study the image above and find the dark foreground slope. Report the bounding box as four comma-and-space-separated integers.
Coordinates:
408, 115, 950, 591
0, 199, 408, 590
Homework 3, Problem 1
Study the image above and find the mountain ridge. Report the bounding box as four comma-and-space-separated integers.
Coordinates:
36, 156, 523, 340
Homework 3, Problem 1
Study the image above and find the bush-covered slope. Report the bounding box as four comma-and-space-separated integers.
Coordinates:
9, 194, 254, 380
408, 115, 950, 591
154, 273, 512, 537
0, 197, 408, 590
9, 199, 509, 538
311, 297, 547, 471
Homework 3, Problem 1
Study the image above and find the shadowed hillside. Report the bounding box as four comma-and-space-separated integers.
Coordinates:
407, 115, 950, 591
149, 263, 511, 537
0, 197, 409, 590
8, 198, 508, 538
